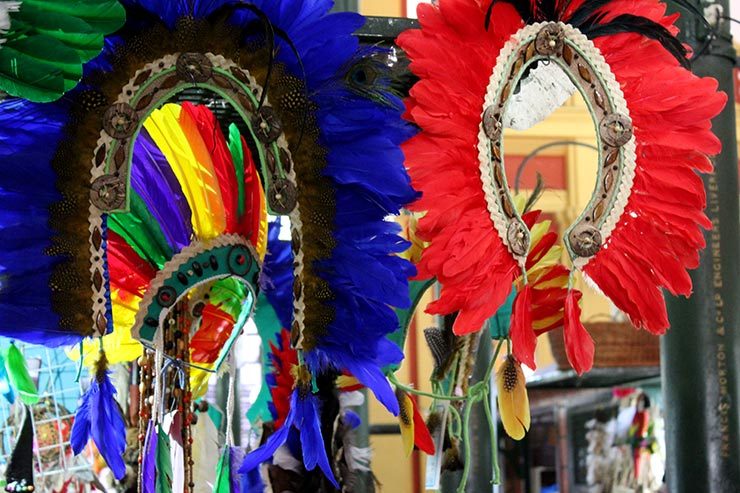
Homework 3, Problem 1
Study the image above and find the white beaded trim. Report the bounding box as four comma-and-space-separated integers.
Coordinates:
476, 22, 636, 270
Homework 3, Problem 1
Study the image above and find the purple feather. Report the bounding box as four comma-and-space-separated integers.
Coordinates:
141, 420, 157, 493
70, 357, 127, 480
230, 446, 245, 493
130, 128, 193, 252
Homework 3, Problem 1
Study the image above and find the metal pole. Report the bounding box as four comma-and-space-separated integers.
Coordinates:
662, 1, 740, 491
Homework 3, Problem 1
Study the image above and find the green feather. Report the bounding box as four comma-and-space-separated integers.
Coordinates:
487, 288, 516, 340
12, 5, 106, 60
5, 344, 38, 405
385, 278, 435, 372
210, 278, 247, 317
227, 124, 246, 219
156, 425, 173, 493
247, 294, 283, 425
20, 0, 126, 33
0, 35, 79, 102
0, 0, 125, 101
109, 191, 174, 269
213, 447, 231, 493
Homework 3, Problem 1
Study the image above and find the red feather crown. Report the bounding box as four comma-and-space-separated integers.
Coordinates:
399, 0, 726, 373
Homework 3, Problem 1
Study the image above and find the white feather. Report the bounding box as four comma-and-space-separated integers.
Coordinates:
191, 412, 221, 493
339, 390, 365, 409
0, 1, 21, 44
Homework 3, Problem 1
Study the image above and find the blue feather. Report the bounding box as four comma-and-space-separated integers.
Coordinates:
70, 356, 127, 480
240, 387, 336, 486
0, 99, 70, 346
343, 410, 361, 430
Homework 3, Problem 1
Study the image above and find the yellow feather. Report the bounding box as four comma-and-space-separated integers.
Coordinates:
397, 390, 415, 457
496, 356, 530, 440
144, 104, 225, 239
68, 290, 143, 366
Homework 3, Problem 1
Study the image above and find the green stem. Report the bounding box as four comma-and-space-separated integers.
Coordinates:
456, 400, 475, 493
388, 373, 469, 401
483, 389, 501, 484
484, 339, 506, 383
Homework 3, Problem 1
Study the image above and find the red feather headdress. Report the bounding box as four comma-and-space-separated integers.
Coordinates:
399, 0, 726, 373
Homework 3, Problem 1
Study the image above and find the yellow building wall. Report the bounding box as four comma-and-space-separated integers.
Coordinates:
360, 0, 405, 16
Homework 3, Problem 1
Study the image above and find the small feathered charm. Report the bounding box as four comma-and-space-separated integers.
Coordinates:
395, 388, 435, 457
70, 350, 127, 480
5, 343, 38, 405
496, 356, 530, 441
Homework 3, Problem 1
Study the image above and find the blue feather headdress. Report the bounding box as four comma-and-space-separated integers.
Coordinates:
0, 0, 416, 487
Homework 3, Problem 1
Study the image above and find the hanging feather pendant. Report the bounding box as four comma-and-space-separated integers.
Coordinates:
70, 351, 127, 480
510, 285, 536, 370
141, 420, 158, 493
229, 446, 246, 493
4, 404, 34, 492
0, 352, 15, 404
5, 343, 38, 405
213, 447, 231, 493
156, 424, 173, 493
563, 290, 594, 375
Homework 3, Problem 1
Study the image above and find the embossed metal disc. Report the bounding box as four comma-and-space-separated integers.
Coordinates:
535, 23, 564, 56
90, 175, 126, 210
102, 103, 137, 139
568, 224, 603, 258
506, 220, 530, 257
599, 113, 633, 147
268, 178, 297, 214
482, 105, 502, 141
176, 52, 213, 83
252, 107, 283, 144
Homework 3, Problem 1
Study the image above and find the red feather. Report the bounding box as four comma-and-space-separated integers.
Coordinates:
411, 396, 435, 455
190, 305, 235, 364
107, 230, 155, 299
181, 102, 239, 233
563, 290, 594, 375
510, 285, 536, 369
238, 135, 264, 250
269, 329, 298, 428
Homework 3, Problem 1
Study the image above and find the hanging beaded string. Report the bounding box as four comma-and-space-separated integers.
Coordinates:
388, 338, 506, 492
225, 350, 237, 448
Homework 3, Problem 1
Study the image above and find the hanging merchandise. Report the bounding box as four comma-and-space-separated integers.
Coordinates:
0, 0, 416, 490
398, 0, 725, 417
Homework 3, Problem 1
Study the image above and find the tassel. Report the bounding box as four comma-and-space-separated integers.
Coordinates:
5, 343, 38, 405
141, 420, 158, 493
70, 351, 127, 480
156, 424, 173, 493
496, 356, 530, 440
4, 404, 34, 493
563, 290, 595, 375
510, 285, 537, 370
213, 447, 231, 493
